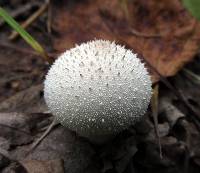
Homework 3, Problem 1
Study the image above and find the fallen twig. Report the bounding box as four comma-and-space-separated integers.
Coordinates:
140, 56, 200, 131
25, 118, 59, 157
183, 68, 200, 85
151, 84, 163, 159
47, 0, 52, 33
130, 28, 162, 38
0, 2, 40, 27
9, 2, 48, 40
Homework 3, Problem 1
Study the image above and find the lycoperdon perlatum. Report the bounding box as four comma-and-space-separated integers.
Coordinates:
44, 40, 152, 143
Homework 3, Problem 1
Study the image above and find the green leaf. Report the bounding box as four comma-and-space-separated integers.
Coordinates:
183, 0, 200, 20
0, 6, 49, 62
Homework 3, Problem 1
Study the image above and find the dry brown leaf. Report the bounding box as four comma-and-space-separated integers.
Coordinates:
0, 112, 97, 173
0, 84, 47, 113
52, 0, 200, 82
21, 159, 64, 173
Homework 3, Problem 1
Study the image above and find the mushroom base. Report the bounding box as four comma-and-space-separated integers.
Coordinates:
86, 134, 116, 144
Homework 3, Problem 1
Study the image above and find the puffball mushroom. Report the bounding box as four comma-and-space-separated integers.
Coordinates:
44, 40, 152, 143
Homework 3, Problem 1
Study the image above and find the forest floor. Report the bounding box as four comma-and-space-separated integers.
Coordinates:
0, 0, 200, 173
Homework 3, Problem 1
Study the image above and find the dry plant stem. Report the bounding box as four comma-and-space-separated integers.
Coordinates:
119, 0, 129, 20
100, 10, 160, 39
151, 84, 163, 159
25, 118, 59, 157
183, 68, 200, 84
0, 2, 40, 27
130, 28, 162, 38
47, 0, 52, 33
100, 9, 162, 38
141, 56, 200, 131
9, 2, 48, 40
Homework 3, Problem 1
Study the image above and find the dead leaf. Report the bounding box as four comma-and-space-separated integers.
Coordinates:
0, 112, 33, 146
115, 144, 137, 173
135, 142, 174, 168
21, 159, 64, 173
158, 123, 170, 137
101, 158, 113, 173
0, 84, 47, 113
2, 162, 28, 173
104, 136, 138, 173
0, 138, 11, 169
0, 45, 46, 102
0, 112, 52, 147
159, 97, 185, 127
52, 0, 200, 82
0, 112, 97, 172
0, 150, 10, 170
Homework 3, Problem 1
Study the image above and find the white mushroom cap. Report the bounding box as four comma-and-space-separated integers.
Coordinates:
44, 40, 152, 138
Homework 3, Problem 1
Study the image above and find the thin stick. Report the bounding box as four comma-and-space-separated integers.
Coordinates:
183, 68, 200, 85
47, 0, 52, 33
141, 56, 200, 131
130, 28, 162, 38
151, 84, 163, 159
25, 118, 59, 157
9, 2, 48, 40
0, 2, 40, 27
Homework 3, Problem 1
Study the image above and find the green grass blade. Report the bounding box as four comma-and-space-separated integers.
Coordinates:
0, 6, 49, 62
183, 0, 200, 20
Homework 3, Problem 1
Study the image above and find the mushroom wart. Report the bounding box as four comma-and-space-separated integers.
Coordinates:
44, 40, 152, 142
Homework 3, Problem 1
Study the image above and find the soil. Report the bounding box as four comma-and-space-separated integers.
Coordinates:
0, 1, 200, 173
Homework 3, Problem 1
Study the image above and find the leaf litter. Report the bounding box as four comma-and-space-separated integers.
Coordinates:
0, 0, 200, 173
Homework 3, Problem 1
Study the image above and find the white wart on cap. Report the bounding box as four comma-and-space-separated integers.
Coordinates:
44, 40, 152, 139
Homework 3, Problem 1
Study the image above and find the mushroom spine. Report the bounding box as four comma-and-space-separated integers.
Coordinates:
44, 40, 152, 141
